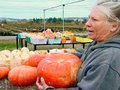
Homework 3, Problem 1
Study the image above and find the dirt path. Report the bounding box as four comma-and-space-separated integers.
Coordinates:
0, 36, 16, 40
0, 36, 16, 43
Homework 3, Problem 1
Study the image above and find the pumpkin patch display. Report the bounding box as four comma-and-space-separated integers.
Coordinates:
37, 53, 82, 88
8, 65, 37, 86
0, 66, 10, 80
23, 54, 47, 67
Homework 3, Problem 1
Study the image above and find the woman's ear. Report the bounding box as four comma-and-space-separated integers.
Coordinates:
110, 22, 120, 32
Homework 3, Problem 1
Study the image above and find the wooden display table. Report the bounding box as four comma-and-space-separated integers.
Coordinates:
16, 35, 92, 50
24, 40, 90, 50
16, 36, 26, 49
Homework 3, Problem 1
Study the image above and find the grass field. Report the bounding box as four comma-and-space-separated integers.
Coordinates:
0, 43, 16, 51
0, 36, 17, 51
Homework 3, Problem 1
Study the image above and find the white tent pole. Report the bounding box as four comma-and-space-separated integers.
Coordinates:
62, 4, 65, 32
43, 9, 46, 31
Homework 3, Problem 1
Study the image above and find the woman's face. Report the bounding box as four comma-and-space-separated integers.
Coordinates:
85, 7, 113, 42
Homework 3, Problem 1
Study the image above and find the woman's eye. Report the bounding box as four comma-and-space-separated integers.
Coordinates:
92, 18, 98, 21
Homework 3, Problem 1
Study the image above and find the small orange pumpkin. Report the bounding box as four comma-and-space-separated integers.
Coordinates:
70, 36, 76, 43
0, 66, 10, 80
8, 65, 37, 86
61, 37, 66, 43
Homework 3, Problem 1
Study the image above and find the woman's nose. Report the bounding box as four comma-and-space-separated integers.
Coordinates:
85, 19, 91, 28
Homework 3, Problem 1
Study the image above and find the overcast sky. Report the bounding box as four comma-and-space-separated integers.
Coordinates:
0, 0, 97, 19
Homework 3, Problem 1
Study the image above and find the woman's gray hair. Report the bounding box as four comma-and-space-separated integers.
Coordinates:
96, 0, 120, 23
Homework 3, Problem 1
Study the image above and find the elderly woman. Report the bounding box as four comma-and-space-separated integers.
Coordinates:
36, 0, 120, 90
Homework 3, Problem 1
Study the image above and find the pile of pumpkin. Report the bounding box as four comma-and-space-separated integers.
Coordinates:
0, 47, 82, 88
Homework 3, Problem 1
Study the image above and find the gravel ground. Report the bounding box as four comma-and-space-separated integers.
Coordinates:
0, 78, 37, 90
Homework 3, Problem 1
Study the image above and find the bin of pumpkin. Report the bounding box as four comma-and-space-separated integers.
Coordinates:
0, 47, 82, 89
47, 32, 62, 44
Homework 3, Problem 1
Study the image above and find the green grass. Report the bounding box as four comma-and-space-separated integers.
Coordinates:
0, 42, 65, 51
0, 43, 17, 51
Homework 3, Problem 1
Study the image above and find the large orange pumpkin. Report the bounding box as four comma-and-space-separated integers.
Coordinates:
0, 66, 9, 79
8, 65, 37, 86
23, 54, 46, 67
37, 53, 82, 88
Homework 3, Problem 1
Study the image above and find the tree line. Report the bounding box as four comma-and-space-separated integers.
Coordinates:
31, 17, 87, 24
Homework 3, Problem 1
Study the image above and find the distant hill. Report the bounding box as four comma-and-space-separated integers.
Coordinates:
0, 17, 29, 22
